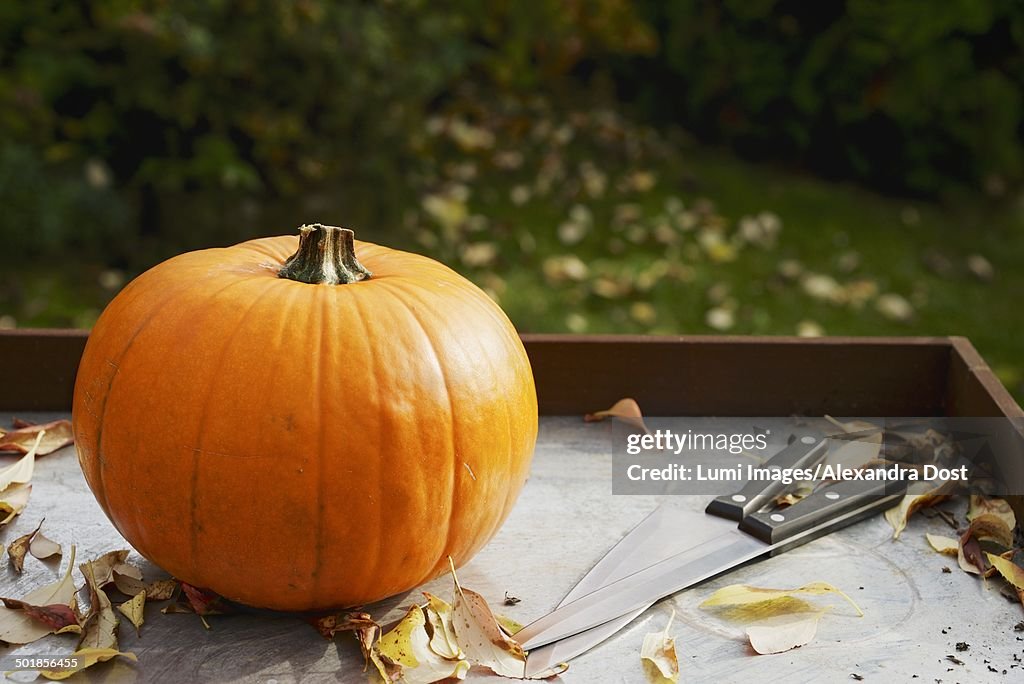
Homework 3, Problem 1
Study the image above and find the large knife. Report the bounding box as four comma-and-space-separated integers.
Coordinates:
522, 432, 828, 676
518, 467, 906, 654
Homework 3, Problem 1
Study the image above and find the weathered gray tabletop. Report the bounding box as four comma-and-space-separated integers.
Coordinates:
3, 414, 1023, 683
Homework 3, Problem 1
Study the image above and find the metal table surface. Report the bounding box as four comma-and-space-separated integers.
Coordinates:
2, 413, 1023, 683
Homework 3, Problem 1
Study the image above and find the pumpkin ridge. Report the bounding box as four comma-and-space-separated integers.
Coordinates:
185, 277, 282, 583
309, 283, 327, 605
370, 279, 462, 582
90, 270, 248, 530
342, 285, 387, 598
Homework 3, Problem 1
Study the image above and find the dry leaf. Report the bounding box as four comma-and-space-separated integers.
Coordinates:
926, 533, 959, 556
0, 598, 81, 634
451, 566, 527, 678
700, 582, 863, 616
496, 614, 524, 637
986, 553, 1024, 606
311, 611, 380, 673
957, 514, 1014, 575
8, 524, 34, 573
0, 420, 74, 455
746, 611, 826, 655
0, 483, 32, 525
78, 561, 119, 651
161, 582, 231, 629
424, 592, 463, 659
112, 572, 176, 601
583, 398, 650, 434
118, 591, 146, 636
37, 648, 137, 680
29, 522, 62, 560
640, 611, 679, 682
0, 431, 42, 491
0, 545, 77, 644
377, 605, 471, 684
79, 549, 131, 588
968, 496, 1016, 531
884, 490, 952, 539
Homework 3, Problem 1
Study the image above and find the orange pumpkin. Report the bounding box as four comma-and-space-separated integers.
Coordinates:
72, 225, 537, 611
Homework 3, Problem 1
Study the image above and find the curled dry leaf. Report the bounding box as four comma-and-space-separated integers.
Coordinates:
957, 514, 1014, 575
0, 545, 77, 644
0, 431, 42, 492
310, 611, 381, 674
161, 582, 232, 629
884, 490, 952, 540
8, 524, 34, 573
377, 605, 471, 684
0, 598, 80, 634
79, 549, 133, 588
0, 420, 74, 455
986, 552, 1024, 606
424, 592, 463, 659
926, 533, 959, 556
112, 572, 176, 601
700, 582, 863, 617
117, 591, 146, 636
745, 611, 826, 655
8, 519, 62, 572
0, 483, 32, 525
968, 496, 1016, 531
29, 524, 62, 560
640, 611, 679, 682
37, 648, 137, 681
584, 398, 650, 434
78, 561, 120, 651
452, 573, 527, 678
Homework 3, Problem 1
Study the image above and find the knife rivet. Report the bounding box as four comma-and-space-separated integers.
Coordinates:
731, 494, 747, 502
825, 492, 840, 500
770, 513, 785, 522
800, 436, 816, 444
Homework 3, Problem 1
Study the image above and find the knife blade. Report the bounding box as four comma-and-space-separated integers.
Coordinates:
518, 474, 906, 651
522, 432, 828, 674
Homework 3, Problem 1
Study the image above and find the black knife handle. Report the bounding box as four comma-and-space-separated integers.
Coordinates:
739, 475, 908, 548
705, 433, 827, 521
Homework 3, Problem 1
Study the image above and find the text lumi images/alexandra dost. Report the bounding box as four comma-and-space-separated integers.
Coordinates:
623, 428, 969, 484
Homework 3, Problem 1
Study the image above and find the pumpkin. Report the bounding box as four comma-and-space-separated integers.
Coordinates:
72, 224, 538, 611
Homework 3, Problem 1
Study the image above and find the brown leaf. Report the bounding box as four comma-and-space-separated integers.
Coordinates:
11, 417, 36, 429
181, 582, 231, 616
0, 545, 78, 644
78, 561, 119, 651
0, 419, 74, 455
143, 578, 178, 601
7, 522, 37, 573
968, 496, 1016, 532
450, 562, 527, 678
957, 513, 1014, 575
79, 549, 132, 588
584, 398, 650, 434
0, 598, 81, 634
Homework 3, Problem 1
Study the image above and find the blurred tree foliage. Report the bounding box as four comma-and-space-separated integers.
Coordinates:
0, 0, 653, 263
627, 0, 1024, 195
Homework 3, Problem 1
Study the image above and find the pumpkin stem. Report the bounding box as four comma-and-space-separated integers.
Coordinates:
279, 224, 372, 285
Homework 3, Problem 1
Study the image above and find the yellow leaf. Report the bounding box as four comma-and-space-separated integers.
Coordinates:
423, 592, 463, 659
700, 581, 862, 617
640, 611, 679, 683
968, 496, 1016, 531
0, 545, 77, 644
376, 605, 470, 684
986, 553, 1024, 592
37, 648, 137, 680
884, 490, 951, 540
925, 533, 959, 556
496, 614, 524, 637
118, 591, 146, 636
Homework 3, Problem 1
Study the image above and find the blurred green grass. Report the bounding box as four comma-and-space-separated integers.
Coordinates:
3, 98, 1021, 401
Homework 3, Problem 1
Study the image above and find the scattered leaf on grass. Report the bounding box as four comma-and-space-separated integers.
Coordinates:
378, 605, 471, 684
746, 611, 826, 655
885, 490, 952, 540
37, 648, 137, 681
117, 591, 146, 636
0, 545, 77, 644
0, 420, 74, 455
0, 599, 80, 634
700, 582, 863, 617
640, 611, 679, 682
926, 534, 959, 556
584, 398, 650, 434
0, 483, 32, 525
